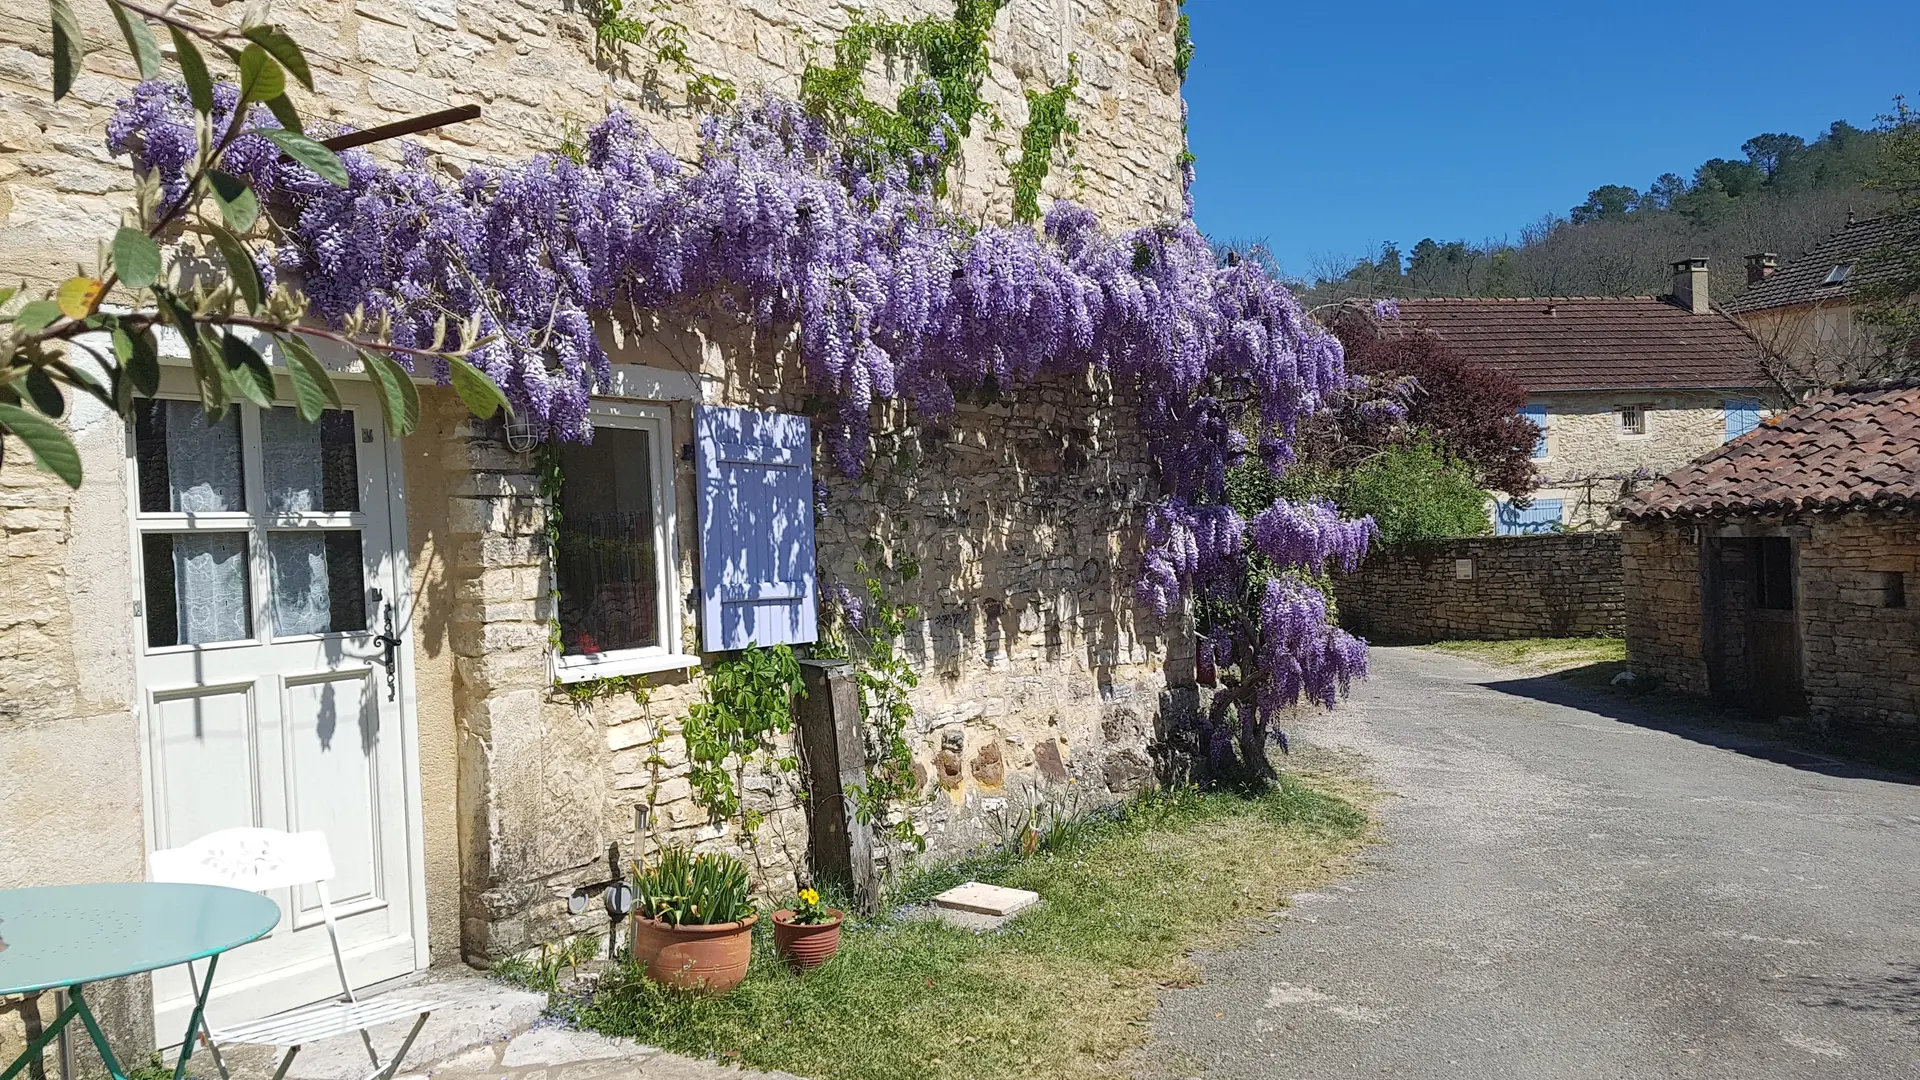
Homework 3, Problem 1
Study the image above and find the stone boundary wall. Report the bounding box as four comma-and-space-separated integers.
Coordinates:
1335, 533, 1625, 644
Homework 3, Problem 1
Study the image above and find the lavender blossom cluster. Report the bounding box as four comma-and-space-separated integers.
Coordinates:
107, 83, 1373, 721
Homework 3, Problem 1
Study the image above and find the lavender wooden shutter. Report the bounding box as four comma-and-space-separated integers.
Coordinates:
1519, 404, 1548, 459
1723, 399, 1761, 441
696, 405, 817, 652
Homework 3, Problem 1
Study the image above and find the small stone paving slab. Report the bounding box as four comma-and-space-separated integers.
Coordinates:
930, 882, 1040, 918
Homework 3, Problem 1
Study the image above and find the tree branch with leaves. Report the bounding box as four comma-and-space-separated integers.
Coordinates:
0, 0, 510, 489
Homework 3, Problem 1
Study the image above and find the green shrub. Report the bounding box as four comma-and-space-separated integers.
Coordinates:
1342, 441, 1491, 547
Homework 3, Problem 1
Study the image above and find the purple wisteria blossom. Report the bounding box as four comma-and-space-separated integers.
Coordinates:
106, 85, 1377, 752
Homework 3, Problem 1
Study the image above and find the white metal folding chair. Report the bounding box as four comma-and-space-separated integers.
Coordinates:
149, 828, 441, 1080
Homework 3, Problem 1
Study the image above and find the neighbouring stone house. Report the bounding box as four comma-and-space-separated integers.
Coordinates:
1394, 258, 1776, 532
1617, 380, 1920, 752
1727, 215, 1918, 383
0, 0, 1191, 1055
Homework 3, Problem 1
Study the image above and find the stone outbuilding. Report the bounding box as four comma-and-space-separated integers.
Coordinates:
1616, 380, 1920, 751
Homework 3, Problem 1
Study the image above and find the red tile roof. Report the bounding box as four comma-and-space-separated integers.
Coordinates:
1617, 380, 1920, 520
1393, 296, 1771, 392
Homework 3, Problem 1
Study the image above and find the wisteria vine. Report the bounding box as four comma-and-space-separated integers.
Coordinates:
107, 82, 1374, 773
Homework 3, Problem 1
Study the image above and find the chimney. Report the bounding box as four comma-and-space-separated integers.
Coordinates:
1670, 257, 1710, 314
1745, 252, 1779, 286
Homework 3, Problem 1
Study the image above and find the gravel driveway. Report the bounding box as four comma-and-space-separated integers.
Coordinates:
1144, 646, 1920, 1079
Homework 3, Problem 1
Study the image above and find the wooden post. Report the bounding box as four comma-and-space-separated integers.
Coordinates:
796, 659, 880, 914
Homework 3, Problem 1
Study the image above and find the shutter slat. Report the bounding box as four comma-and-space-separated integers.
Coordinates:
696, 406, 818, 651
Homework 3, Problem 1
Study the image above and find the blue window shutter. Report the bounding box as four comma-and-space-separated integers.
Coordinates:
696, 405, 817, 651
1519, 404, 1548, 459
1495, 498, 1563, 535
1723, 399, 1761, 441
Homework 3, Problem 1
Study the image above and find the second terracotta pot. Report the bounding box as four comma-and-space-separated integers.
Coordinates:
771, 908, 844, 971
631, 913, 758, 993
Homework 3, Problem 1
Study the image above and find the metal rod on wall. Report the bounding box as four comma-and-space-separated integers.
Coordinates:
317, 105, 483, 153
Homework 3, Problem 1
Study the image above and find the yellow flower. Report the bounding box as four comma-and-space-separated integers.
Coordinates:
799, 888, 820, 906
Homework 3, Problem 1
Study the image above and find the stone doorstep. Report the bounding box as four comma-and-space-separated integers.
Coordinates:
930, 881, 1041, 918
211, 972, 549, 1080
210, 970, 801, 1080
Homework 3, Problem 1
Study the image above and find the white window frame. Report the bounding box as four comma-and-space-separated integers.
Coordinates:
1616, 403, 1651, 439
551, 400, 698, 683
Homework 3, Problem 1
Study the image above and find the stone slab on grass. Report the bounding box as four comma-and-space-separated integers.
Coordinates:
931, 882, 1040, 918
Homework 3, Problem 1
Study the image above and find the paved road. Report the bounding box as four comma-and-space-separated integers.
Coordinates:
1145, 647, 1920, 1079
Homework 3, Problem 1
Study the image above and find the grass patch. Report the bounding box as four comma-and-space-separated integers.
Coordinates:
569, 771, 1373, 1080
1424, 636, 1626, 675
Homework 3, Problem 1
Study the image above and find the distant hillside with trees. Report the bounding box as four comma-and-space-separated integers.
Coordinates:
1304, 114, 1897, 306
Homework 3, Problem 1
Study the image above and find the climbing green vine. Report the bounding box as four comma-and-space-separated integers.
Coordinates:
683, 643, 805, 833
821, 559, 926, 852
1011, 69, 1079, 224
1174, 0, 1194, 81
798, 0, 1008, 192
1174, 1, 1195, 171
582, 0, 738, 105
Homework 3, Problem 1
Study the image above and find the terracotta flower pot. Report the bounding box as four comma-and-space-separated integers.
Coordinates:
771, 908, 844, 971
630, 912, 758, 993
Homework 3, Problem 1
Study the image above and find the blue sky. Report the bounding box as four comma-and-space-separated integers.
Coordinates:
1184, 0, 1920, 280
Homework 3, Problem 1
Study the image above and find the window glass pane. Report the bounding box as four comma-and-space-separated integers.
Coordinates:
136, 400, 244, 513
557, 426, 661, 656
143, 532, 251, 646
270, 531, 368, 635
262, 407, 360, 513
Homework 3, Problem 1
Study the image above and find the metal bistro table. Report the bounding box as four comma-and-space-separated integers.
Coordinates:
0, 883, 281, 1080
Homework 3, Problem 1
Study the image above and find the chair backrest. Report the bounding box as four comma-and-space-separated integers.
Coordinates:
150, 827, 336, 892
150, 828, 362, 1001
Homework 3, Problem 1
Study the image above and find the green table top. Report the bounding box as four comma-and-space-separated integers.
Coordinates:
0, 883, 280, 995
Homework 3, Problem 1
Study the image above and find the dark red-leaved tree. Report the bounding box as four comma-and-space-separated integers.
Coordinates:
1326, 310, 1538, 496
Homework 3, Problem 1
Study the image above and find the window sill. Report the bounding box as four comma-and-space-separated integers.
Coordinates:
553, 651, 702, 684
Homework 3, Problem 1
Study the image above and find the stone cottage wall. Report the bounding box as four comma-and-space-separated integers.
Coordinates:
436, 294, 1180, 958
1621, 521, 1709, 692
0, 0, 1190, 971
1334, 533, 1624, 644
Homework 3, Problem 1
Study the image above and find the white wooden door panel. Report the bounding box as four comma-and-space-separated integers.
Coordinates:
135, 370, 423, 1040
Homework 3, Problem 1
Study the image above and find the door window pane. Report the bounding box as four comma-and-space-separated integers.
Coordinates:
262, 407, 360, 513
143, 532, 251, 646
136, 400, 244, 513
270, 531, 368, 635
557, 427, 660, 656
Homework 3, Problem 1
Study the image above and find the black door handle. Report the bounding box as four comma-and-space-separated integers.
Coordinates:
372, 606, 402, 701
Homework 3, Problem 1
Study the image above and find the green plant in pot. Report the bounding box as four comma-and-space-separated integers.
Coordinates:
630, 846, 757, 993
771, 886, 844, 971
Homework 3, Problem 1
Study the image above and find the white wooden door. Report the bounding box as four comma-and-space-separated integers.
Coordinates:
132, 370, 423, 1038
